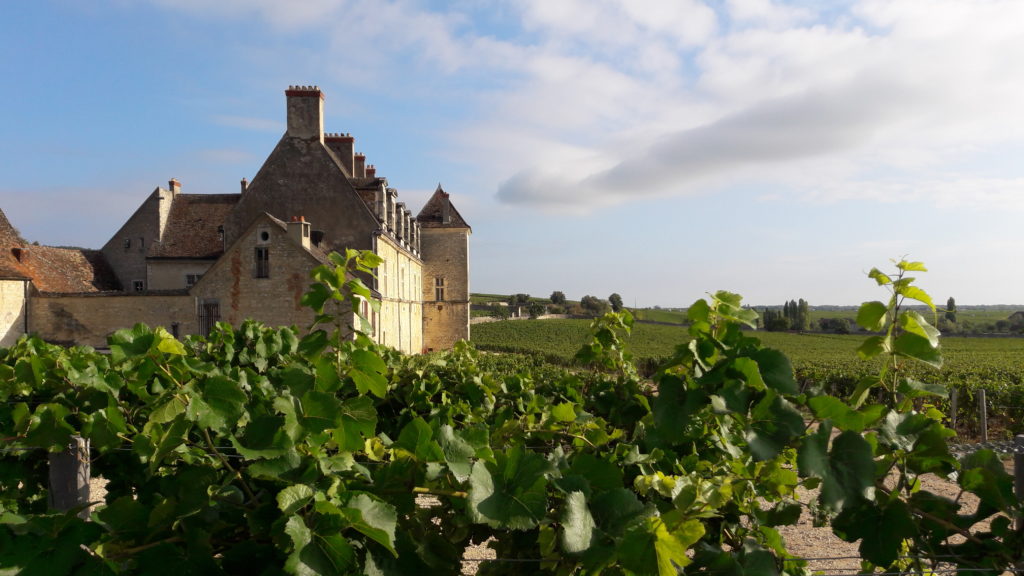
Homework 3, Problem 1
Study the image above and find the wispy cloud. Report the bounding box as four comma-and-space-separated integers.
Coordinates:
211, 115, 282, 133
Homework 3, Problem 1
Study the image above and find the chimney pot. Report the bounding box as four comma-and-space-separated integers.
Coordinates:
169, 178, 181, 193
240, 177, 248, 193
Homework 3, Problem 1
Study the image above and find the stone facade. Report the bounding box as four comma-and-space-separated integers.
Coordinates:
0, 86, 471, 354
190, 214, 323, 331
0, 280, 28, 347
29, 293, 196, 348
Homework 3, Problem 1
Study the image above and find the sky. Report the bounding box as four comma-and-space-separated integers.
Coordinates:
2, 0, 1023, 308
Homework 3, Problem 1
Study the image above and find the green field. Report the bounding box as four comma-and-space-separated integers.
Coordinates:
471, 318, 1024, 437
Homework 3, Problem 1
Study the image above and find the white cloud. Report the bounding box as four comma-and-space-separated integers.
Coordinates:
146, 0, 1024, 215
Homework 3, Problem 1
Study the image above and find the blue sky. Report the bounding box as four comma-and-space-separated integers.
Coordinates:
2, 0, 1023, 307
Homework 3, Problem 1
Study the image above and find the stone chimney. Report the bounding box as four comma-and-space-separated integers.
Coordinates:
375, 185, 387, 223
169, 178, 181, 195
285, 85, 324, 141
240, 178, 248, 194
386, 188, 397, 231
354, 153, 366, 178
366, 164, 376, 178
325, 132, 354, 176
395, 202, 406, 244
402, 207, 412, 245
288, 216, 311, 250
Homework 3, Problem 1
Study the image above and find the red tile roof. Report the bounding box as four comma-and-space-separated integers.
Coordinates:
18, 246, 120, 293
148, 194, 240, 259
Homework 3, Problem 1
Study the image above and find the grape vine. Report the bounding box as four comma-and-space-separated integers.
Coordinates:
0, 255, 1020, 575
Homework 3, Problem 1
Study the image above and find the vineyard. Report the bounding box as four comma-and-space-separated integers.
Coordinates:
2, 254, 1023, 575
472, 321, 1024, 438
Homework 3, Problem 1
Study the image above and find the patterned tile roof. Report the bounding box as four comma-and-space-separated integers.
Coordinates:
148, 194, 240, 259
416, 186, 471, 229
19, 246, 121, 293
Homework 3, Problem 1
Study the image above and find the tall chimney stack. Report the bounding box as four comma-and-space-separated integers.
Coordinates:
169, 178, 181, 195
354, 153, 366, 178
324, 132, 355, 176
285, 85, 324, 141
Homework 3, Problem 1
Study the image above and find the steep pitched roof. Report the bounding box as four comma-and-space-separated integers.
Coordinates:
0, 208, 29, 280
148, 194, 240, 259
416, 185, 471, 230
18, 246, 120, 293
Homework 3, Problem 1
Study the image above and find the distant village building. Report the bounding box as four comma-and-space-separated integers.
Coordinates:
0, 86, 471, 353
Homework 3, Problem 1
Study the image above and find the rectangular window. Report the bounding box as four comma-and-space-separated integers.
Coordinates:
199, 299, 220, 335
435, 277, 446, 301
254, 247, 270, 278
139, 237, 145, 249
132, 280, 145, 292
123, 238, 131, 250
185, 273, 202, 289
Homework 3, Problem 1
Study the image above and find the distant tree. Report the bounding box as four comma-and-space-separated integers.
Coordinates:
550, 291, 566, 305
609, 293, 624, 312
507, 294, 532, 312
580, 295, 609, 316
527, 302, 546, 319
762, 308, 790, 332
818, 317, 850, 334
945, 297, 957, 323
797, 299, 810, 331
491, 305, 510, 320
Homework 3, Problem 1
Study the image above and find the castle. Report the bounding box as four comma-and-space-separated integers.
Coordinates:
0, 86, 471, 353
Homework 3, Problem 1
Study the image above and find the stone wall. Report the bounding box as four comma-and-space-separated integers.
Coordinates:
148, 260, 215, 291
101, 187, 170, 291
190, 216, 319, 332
0, 280, 28, 347
420, 227, 470, 350
30, 293, 196, 347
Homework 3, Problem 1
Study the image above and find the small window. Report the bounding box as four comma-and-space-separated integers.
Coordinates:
139, 237, 145, 249
185, 273, 202, 288
132, 280, 145, 292
170, 322, 180, 339
123, 238, 131, 250
254, 247, 270, 278
258, 229, 271, 244
435, 277, 446, 302
199, 299, 220, 335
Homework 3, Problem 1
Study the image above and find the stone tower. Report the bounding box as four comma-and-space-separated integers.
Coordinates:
418, 185, 471, 351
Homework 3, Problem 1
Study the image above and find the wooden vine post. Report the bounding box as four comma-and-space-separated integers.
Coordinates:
48, 435, 90, 519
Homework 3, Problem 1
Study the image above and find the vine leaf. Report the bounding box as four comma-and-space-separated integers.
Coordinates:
857, 301, 888, 331
561, 491, 596, 554
798, 426, 875, 512
833, 499, 917, 567
469, 446, 552, 530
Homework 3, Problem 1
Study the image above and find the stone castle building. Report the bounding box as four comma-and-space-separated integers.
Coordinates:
0, 86, 471, 353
